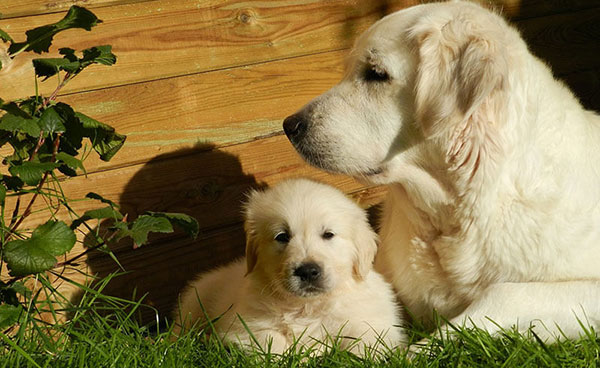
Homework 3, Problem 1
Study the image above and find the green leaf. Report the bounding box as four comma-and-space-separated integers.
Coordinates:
85, 192, 120, 209
0, 29, 13, 43
8, 6, 102, 55
0, 113, 41, 138
0, 304, 23, 329
1, 102, 32, 118
32, 58, 80, 79
1, 176, 24, 191
145, 211, 199, 239
76, 111, 113, 131
83, 206, 123, 220
76, 112, 126, 161
0, 282, 19, 306
59, 47, 78, 61
15, 97, 43, 117
3, 221, 76, 276
8, 282, 30, 298
9, 161, 59, 186
5, 137, 37, 163
56, 151, 85, 177
55, 103, 84, 155
92, 131, 126, 162
81, 45, 116, 67
116, 215, 173, 247
38, 106, 67, 134
71, 206, 123, 230
32, 45, 116, 80
56, 152, 84, 172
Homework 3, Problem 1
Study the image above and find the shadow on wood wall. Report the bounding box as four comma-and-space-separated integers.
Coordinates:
82, 145, 266, 324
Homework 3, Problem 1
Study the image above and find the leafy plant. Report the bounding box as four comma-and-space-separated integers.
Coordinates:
0, 6, 198, 331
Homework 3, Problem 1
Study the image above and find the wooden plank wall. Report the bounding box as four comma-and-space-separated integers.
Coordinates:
1, 0, 599, 323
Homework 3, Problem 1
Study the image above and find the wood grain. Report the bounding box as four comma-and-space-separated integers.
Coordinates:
0, 0, 153, 19
23, 43, 600, 178
2, 0, 600, 324
3, 1, 598, 101
56, 50, 345, 173
9, 135, 385, 239
0, 0, 416, 100
518, 7, 600, 76
486, 0, 600, 20
3, 0, 598, 22
562, 68, 600, 112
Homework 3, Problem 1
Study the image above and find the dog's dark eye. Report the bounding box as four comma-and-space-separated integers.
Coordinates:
322, 231, 335, 240
275, 231, 290, 243
364, 66, 390, 82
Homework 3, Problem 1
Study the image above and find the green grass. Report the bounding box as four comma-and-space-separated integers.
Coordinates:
1, 276, 599, 367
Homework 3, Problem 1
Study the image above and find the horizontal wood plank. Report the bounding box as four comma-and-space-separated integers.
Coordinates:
2, 1, 599, 101
517, 7, 600, 76
11, 135, 384, 238
489, 0, 600, 20
57, 50, 345, 172
0, 0, 417, 100
17, 44, 598, 178
561, 68, 600, 112
0, 0, 153, 19
3, 0, 597, 22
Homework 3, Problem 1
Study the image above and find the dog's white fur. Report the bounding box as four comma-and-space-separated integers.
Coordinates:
285, 1, 600, 341
173, 179, 404, 354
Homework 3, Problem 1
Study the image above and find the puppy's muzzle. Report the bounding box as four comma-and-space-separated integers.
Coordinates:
283, 112, 308, 143
293, 262, 322, 284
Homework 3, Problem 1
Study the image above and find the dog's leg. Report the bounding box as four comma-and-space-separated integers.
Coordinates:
410, 281, 600, 354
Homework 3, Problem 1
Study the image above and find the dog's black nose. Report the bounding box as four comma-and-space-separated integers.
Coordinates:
283, 113, 307, 141
293, 263, 321, 283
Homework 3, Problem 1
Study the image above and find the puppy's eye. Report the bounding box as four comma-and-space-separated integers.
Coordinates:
364, 65, 390, 82
322, 231, 335, 240
274, 231, 290, 243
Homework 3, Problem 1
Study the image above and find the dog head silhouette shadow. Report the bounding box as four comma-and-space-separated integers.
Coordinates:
84, 143, 264, 325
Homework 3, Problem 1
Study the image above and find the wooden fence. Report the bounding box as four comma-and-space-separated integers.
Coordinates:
1, 0, 599, 323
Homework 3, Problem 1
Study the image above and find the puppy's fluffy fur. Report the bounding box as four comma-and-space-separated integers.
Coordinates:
173, 179, 404, 354
284, 1, 600, 341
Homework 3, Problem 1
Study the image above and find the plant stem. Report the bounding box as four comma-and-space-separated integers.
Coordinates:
42, 72, 73, 109
7, 134, 61, 239
29, 132, 46, 162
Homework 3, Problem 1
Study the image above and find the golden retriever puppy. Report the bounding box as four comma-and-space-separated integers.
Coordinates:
283, 1, 600, 343
173, 178, 404, 355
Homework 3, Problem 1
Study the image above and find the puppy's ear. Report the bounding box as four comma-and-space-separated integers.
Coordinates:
352, 220, 378, 281
245, 231, 259, 275
243, 189, 262, 275
413, 16, 508, 173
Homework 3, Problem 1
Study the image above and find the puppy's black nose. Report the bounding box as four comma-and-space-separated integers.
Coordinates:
294, 263, 321, 283
283, 113, 307, 142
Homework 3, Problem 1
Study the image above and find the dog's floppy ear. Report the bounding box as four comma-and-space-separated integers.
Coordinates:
352, 219, 378, 281
243, 189, 262, 275
413, 16, 508, 142
245, 229, 259, 275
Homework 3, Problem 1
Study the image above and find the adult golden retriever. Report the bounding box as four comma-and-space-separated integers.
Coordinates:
173, 179, 404, 354
284, 1, 600, 341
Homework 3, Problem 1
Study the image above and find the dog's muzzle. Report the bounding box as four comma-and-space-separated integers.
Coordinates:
291, 262, 325, 295
283, 112, 308, 143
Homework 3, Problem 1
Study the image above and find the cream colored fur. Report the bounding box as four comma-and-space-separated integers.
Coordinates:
284, 1, 600, 342
173, 179, 404, 354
